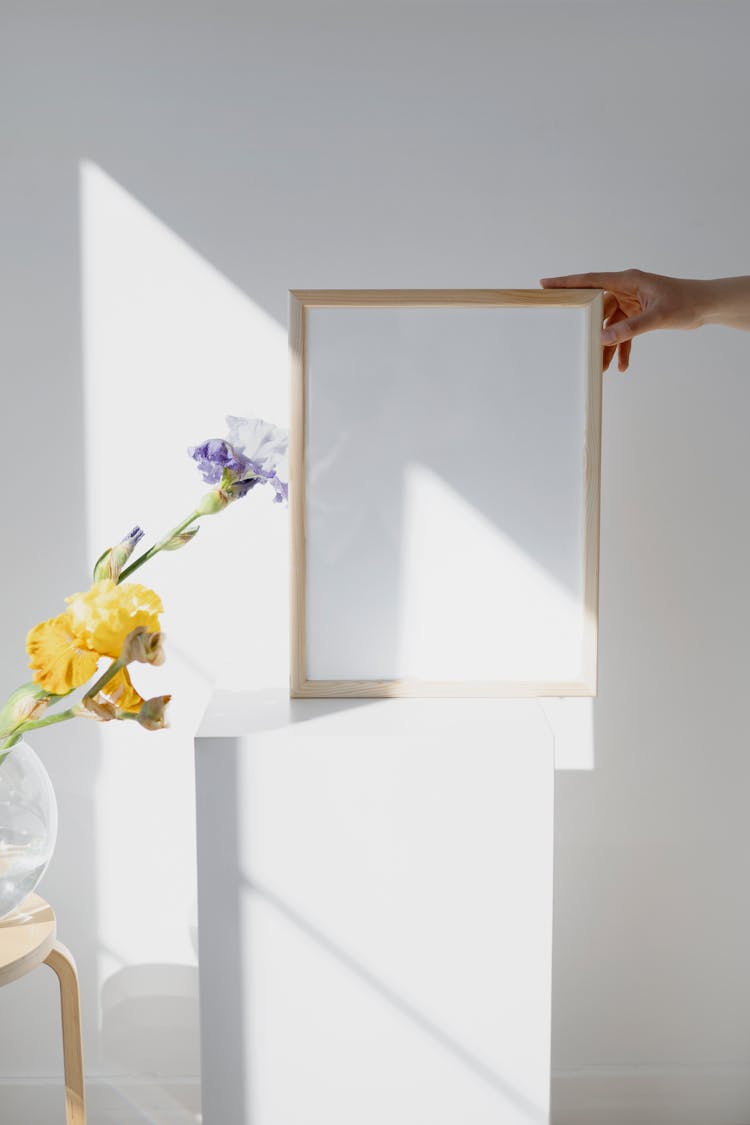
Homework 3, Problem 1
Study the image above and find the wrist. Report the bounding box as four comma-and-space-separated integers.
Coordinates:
686, 279, 723, 328
693, 276, 750, 328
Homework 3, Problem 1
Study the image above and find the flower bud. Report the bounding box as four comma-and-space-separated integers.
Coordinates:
195, 488, 232, 515
162, 526, 199, 551
80, 695, 118, 722
94, 526, 145, 581
196, 490, 231, 516
120, 627, 166, 667
0, 682, 55, 738
136, 695, 171, 730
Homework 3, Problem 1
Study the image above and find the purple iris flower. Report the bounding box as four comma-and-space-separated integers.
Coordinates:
188, 439, 253, 486
189, 416, 289, 505
269, 475, 288, 504
226, 415, 289, 503
231, 475, 262, 498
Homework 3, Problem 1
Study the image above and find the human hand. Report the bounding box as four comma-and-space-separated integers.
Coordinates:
539, 269, 710, 372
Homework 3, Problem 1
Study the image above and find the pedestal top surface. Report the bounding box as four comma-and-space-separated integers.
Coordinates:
197, 687, 553, 741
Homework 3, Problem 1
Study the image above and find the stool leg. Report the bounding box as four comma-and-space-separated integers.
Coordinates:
45, 941, 86, 1124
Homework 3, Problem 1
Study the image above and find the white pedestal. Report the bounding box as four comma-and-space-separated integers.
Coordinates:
195, 693, 555, 1125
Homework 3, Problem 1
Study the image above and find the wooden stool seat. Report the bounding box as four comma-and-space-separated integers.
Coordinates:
0, 893, 86, 1123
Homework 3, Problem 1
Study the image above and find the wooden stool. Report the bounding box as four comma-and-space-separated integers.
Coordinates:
0, 893, 86, 1123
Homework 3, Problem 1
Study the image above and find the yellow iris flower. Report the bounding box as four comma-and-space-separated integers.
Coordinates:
27, 580, 163, 698
102, 667, 145, 712
66, 580, 162, 659
26, 614, 99, 695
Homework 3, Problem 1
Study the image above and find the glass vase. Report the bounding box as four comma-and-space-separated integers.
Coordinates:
0, 740, 57, 919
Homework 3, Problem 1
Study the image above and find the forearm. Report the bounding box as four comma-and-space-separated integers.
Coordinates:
695, 276, 750, 331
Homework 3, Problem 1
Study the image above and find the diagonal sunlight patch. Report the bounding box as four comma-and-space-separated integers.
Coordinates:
398, 463, 584, 680
399, 464, 595, 767
80, 161, 289, 693
79, 161, 289, 1072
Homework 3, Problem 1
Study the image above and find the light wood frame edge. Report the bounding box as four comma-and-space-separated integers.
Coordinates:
289, 292, 307, 696
289, 289, 603, 699
580, 292, 603, 695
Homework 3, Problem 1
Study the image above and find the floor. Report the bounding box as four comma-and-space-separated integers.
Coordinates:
0, 1078, 201, 1124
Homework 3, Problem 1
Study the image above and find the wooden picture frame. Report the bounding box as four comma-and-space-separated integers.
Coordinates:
290, 289, 603, 698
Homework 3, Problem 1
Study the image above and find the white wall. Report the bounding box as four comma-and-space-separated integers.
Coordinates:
2, 2, 750, 1122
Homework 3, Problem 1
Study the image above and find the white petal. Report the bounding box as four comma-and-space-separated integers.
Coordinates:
226, 414, 288, 474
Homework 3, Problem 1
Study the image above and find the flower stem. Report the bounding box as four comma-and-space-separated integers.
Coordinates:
0, 707, 79, 757
82, 656, 125, 701
0, 656, 125, 762
118, 510, 202, 583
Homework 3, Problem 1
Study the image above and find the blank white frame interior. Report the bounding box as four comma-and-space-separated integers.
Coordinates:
290, 289, 603, 698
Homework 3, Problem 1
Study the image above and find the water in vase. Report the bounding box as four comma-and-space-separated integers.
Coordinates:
0, 834, 49, 918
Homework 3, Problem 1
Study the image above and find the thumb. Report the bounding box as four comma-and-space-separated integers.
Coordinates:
601, 309, 660, 346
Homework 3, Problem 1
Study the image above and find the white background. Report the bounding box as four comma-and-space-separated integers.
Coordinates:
2, 2, 750, 1122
